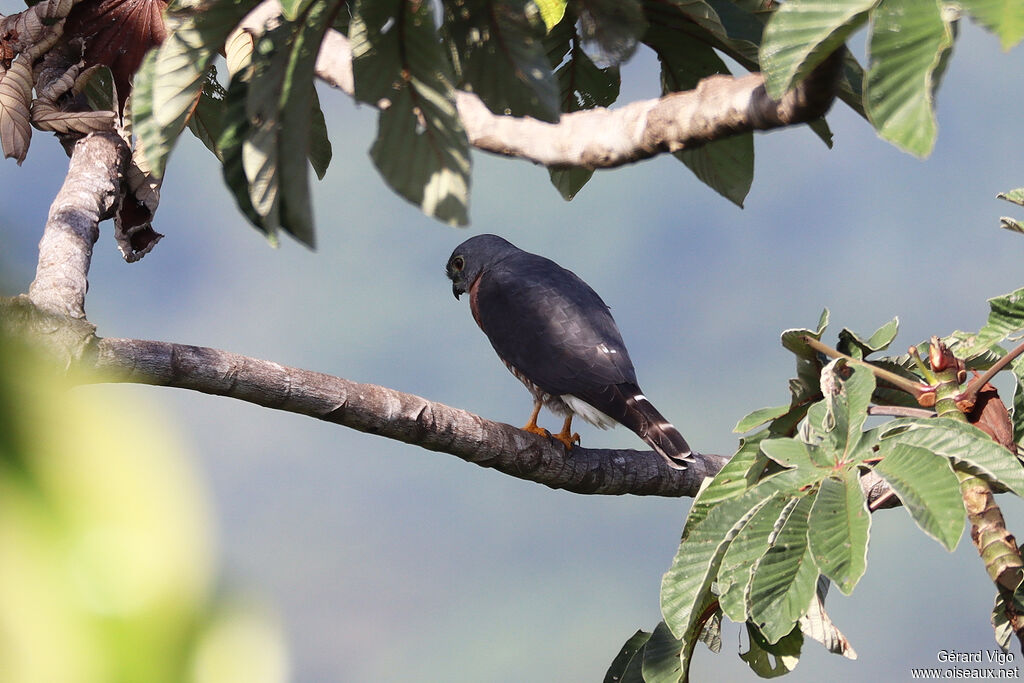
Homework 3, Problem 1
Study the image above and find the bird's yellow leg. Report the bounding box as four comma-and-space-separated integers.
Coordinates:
553, 415, 580, 450
521, 400, 550, 437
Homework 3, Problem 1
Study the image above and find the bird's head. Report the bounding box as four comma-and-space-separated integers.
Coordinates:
445, 234, 519, 299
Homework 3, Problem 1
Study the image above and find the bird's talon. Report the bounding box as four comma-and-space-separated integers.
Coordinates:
552, 430, 580, 450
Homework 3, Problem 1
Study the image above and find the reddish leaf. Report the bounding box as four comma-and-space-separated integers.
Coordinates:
64, 0, 168, 108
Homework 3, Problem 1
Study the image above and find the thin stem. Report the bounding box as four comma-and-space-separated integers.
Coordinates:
801, 335, 931, 399
961, 339, 1024, 403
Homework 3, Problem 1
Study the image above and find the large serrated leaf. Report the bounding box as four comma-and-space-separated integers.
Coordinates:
960, 287, 1024, 358
961, 0, 1024, 51
749, 496, 818, 644
543, 14, 620, 199
133, 0, 258, 177
718, 495, 793, 622
352, 0, 471, 226
864, 0, 955, 158
807, 470, 869, 595
641, 620, 683, 683
734, 404, 791, 434
445, 0, 560, 122
873, 441, 965, 551
648, 23, 753, 205
661, 485, 780, 670
760, 0, 876, 100
881, 418, 1024, 496
603, 629, 651, 683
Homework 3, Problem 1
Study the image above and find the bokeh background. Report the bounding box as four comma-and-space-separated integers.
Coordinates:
2, 15, 1024, 683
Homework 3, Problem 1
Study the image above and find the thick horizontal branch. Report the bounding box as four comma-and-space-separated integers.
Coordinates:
241, 1, 843, 169
90, 337, 729, 496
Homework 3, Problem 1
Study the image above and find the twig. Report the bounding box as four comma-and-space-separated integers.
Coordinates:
960, 338, 1024, 403
802, 335, 931, 401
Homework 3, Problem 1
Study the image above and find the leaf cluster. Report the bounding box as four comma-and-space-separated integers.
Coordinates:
120, 0, 1024, 246
607, 280, 1024, 681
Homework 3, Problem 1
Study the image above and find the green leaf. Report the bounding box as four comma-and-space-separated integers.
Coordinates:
864, 0, 956, 157
683, 434, 769, 534
749, 496, 818, 644
676, 134, 754, 207
543, 15, 620, 199
186, 73, 227, 161
998, 188, 1024, 207
279, 0, 313, 21
962, 0, 1024, 50
1012, 355, 1024, 445
548, 167, 594, 201
760, 438, 826, 484
718, 495, 793, 622
444, 0, 560, 121
807, 117, 834, 148
820, 363, 876, 458
1000, 217, 1024, 234
735, 404, 791, 434
218, 67, 269, 236
648, 23, 754, 206
641, 620, 683, 683
740, 623, 803, 678
873, 442, 965, 551
603, 629, 651, 683
962, 287, 1024, 357
760, 0, 876, 100
781, 309, 829, 405
352, 0, 471, 226
536, 0, 568, 30
644, 0, 762, 70
81, 66, 116, 114
661, 485, 780, 669
308, 88, 332, 181
838, 317, 899, 358
807, 469, 869, 595
133, 0, 259, 177
881, 418, 1024, 496
277, 0, 339, 246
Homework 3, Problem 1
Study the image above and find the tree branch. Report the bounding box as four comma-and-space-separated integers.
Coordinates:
240, 1, 844, 169
27, 131, 129, 319
88, 337, 729, 496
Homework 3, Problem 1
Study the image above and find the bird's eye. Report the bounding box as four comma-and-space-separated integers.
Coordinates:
452, 256, 465, 271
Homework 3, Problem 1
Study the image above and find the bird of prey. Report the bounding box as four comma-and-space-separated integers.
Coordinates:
446, 234, 694, 470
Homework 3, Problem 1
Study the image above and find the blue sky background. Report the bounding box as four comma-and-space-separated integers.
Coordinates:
3, 16, 1024, 683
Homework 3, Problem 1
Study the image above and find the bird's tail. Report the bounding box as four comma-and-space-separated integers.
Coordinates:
603, 383, 695, 470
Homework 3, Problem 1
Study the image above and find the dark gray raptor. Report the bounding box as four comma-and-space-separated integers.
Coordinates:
446, 234, 693, 470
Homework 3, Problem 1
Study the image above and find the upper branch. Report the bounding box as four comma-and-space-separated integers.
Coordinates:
27, 132, 128, 319
240, 1, 844, 169
90, 337, 729, 497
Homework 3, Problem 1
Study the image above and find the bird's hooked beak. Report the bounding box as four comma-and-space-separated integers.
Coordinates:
452, 281, 463, 300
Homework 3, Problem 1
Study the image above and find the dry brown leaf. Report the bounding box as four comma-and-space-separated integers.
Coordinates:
0, 55, 34, 163
126, 153, 160, 212
63, 0, 168, 109
36, 61, 80, 104
31, 101, 116, 133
